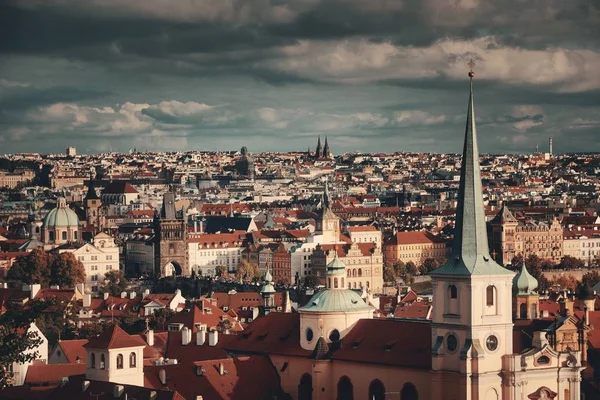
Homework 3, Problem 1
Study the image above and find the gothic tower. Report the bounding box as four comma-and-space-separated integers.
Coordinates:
488, 204, 518, 265
154, 190, 189, 277
322, 136, 331, 159
315, 136, 322, 160
84, 179, 101, 228
429, 68, 514, 400
314, 181, 340, 244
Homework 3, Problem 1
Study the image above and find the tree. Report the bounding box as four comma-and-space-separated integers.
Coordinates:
149, 308, 174, 331
550, 275, 578, 292
511, 254, 524, 270
215, 265, 229, 278
102, 270, 128, 297
235, 261, 261, 282
383, 265, 397, 283
0, 300, 47, 389
78, 320, 106, 339
558, 256, 585, 271
392, 261, 406, 277
50, 253, 86, 287
301, 275, 320, 289
216, 319, 233, 333
420, 258, 442, 274
6, 249, 51, 287
405, 261, 418, 275
577, 271, 600, 295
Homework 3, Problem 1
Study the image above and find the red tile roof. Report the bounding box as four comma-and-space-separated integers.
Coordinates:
394, 302, 431, 319
333, 319, 432, 369
225, 312, 311, 357
56, 339, 88, 363
84, 324, 145, 350
386, 231, 446, 245
24, 363, 86, 385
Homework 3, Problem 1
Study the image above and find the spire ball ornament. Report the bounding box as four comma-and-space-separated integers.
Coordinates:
468, 59, 476, 78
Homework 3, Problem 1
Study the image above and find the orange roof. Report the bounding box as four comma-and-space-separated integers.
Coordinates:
56, 339, 88, 363
386, 231, 446, 245
84, 324, 145, 350
24, 363, 86, 384
348, 226, 378, 232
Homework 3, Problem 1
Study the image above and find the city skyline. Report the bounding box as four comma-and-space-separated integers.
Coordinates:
1, 1, 599, 154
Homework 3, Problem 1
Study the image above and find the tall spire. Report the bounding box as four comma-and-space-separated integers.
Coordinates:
433, 61, 511, 276
315, 136, 322, 159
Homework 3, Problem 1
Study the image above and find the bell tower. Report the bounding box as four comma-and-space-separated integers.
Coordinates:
314, 181, 340, 244
429, 63, 515, 400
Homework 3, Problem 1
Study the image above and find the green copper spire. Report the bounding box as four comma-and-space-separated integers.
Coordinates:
513, 262, 538, 295
432, 65, 512, 276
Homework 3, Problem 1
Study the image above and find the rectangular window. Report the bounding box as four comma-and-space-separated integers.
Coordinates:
106, 255, 112, 260
91, 256, 98, 261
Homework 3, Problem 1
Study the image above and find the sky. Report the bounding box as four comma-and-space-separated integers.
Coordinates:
1, 0, 599, 155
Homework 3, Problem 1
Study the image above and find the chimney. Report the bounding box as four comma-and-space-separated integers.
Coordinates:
218, 362, 224, 376
147, 329, 154, 346
129, 291, 136, 300
559, 298, 567, 317
532, 331, 549, 348
208, 330, 219, 346
585, 305, 590, 325
196, 330, 206, 346
182, 327, 191, 345
120, 291, 127, 298
199, 219, 204, 234
29, 284, 41, 300
143, 289, 150, 299
0, 282, 7, 289
113, 385, 124, 398
83, 294, 91, 308
159, 369, 167, 385
81, 380, 90, 392
103, 292, 110, 300
193, 220, 198, 233
50, 285, 60, 290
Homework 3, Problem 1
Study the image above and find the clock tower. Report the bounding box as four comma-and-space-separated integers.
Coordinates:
429, 65, 514, 400
314, 181, 340, 244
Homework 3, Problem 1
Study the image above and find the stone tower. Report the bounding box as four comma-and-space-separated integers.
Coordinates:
429, 71, 515, 400
155, 191, 189, 277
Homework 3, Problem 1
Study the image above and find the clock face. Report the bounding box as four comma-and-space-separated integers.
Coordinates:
447, 334, 458, 352
486, 335, 498, 351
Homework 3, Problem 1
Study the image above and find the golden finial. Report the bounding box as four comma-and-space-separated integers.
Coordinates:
468, 59, 475, 78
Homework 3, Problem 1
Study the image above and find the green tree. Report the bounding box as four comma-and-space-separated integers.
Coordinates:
0, 300, 47, 388
50, 252, 86, 287
215, 265, 229, 278
301, 275, 320, 289
6, 249, 51, 286
511, 254, 524, 270
577, 271, 600, 295
102, 270, 128, 297
558, 256, 585, 271
149, 308, 174, 331
78, 320, 106, 339
420, 258, 442, 274
405, 261, 418, 275
392, 261, 406, 276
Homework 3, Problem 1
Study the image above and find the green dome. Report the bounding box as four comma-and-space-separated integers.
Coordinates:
260, 270, 276, 295
43, 198, 80, 228
326, 254, 346, 276
299, 289, 372, 313
513, 262, 538, 295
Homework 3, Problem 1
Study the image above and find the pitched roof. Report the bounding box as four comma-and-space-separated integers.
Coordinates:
333, 318, 432, 369
56, 339, 88, 363
84, 324, 145, 350
102, 181, 139, 194
24, 363, 86, 385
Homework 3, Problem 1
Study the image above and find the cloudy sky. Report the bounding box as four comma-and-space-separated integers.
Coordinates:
1, 0, 599, 155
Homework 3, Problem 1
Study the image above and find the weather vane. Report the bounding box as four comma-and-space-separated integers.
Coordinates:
468, 59, 476, 78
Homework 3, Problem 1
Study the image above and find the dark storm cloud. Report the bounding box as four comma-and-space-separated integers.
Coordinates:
1, 0, 599, 154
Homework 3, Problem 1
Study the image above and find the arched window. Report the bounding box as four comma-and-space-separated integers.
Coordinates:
358, 268, 362, 277
90, 353, 96, 368
117, 354, 124, 369
337, 376, 353, 400
448, 285, 457, 299
169, 243, 175, 255
401, 382, 418, 400
347, 269, 351, 277
341, 278, 344, 287
486, 286, 495, 306
49, 231, 55, 241
298, 374, 312, 400
74, 231, 78, 240
369, 379, 386, 400
62, 231, 67, 240
334, 277, 338, 288
129, 352, 136, 368
366, 281, 369, 289
519, 303, 527, 319
35, 227, 40, 234
353, 282, 356, 289
328, 278, 332, 288
100, 354, 106, 369
352, 269, 357, 277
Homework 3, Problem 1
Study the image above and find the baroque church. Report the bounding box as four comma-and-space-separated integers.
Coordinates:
225, 71, 585, 399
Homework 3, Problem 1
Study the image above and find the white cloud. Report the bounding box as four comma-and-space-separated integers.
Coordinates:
0, 78, 30, 88
513, 119, 543, 131
394, 110, 447, 125
569, 118, 600, 129
265, 36, 600, 91
151, 100, 213, 117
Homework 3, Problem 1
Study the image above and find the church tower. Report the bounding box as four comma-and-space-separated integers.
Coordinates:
322, 136, 331, 159
488, 204, 518, 265
430, 65, 514, 400
315, 136, 322, 160
154, 190, 189, 277
513, 262, 539, 319
314, 181, 340, 244
84, 179, 101, 228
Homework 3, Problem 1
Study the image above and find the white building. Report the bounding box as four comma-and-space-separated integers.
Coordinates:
188, 231, 245, 277
7, 322, 48, 386
61, 233, 120, 295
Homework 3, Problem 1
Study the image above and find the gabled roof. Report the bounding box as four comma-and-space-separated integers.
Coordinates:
84, 324, 145, 350
56, 339, 88, 363
102, 181, 139, 194
25, 363, 86, 385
